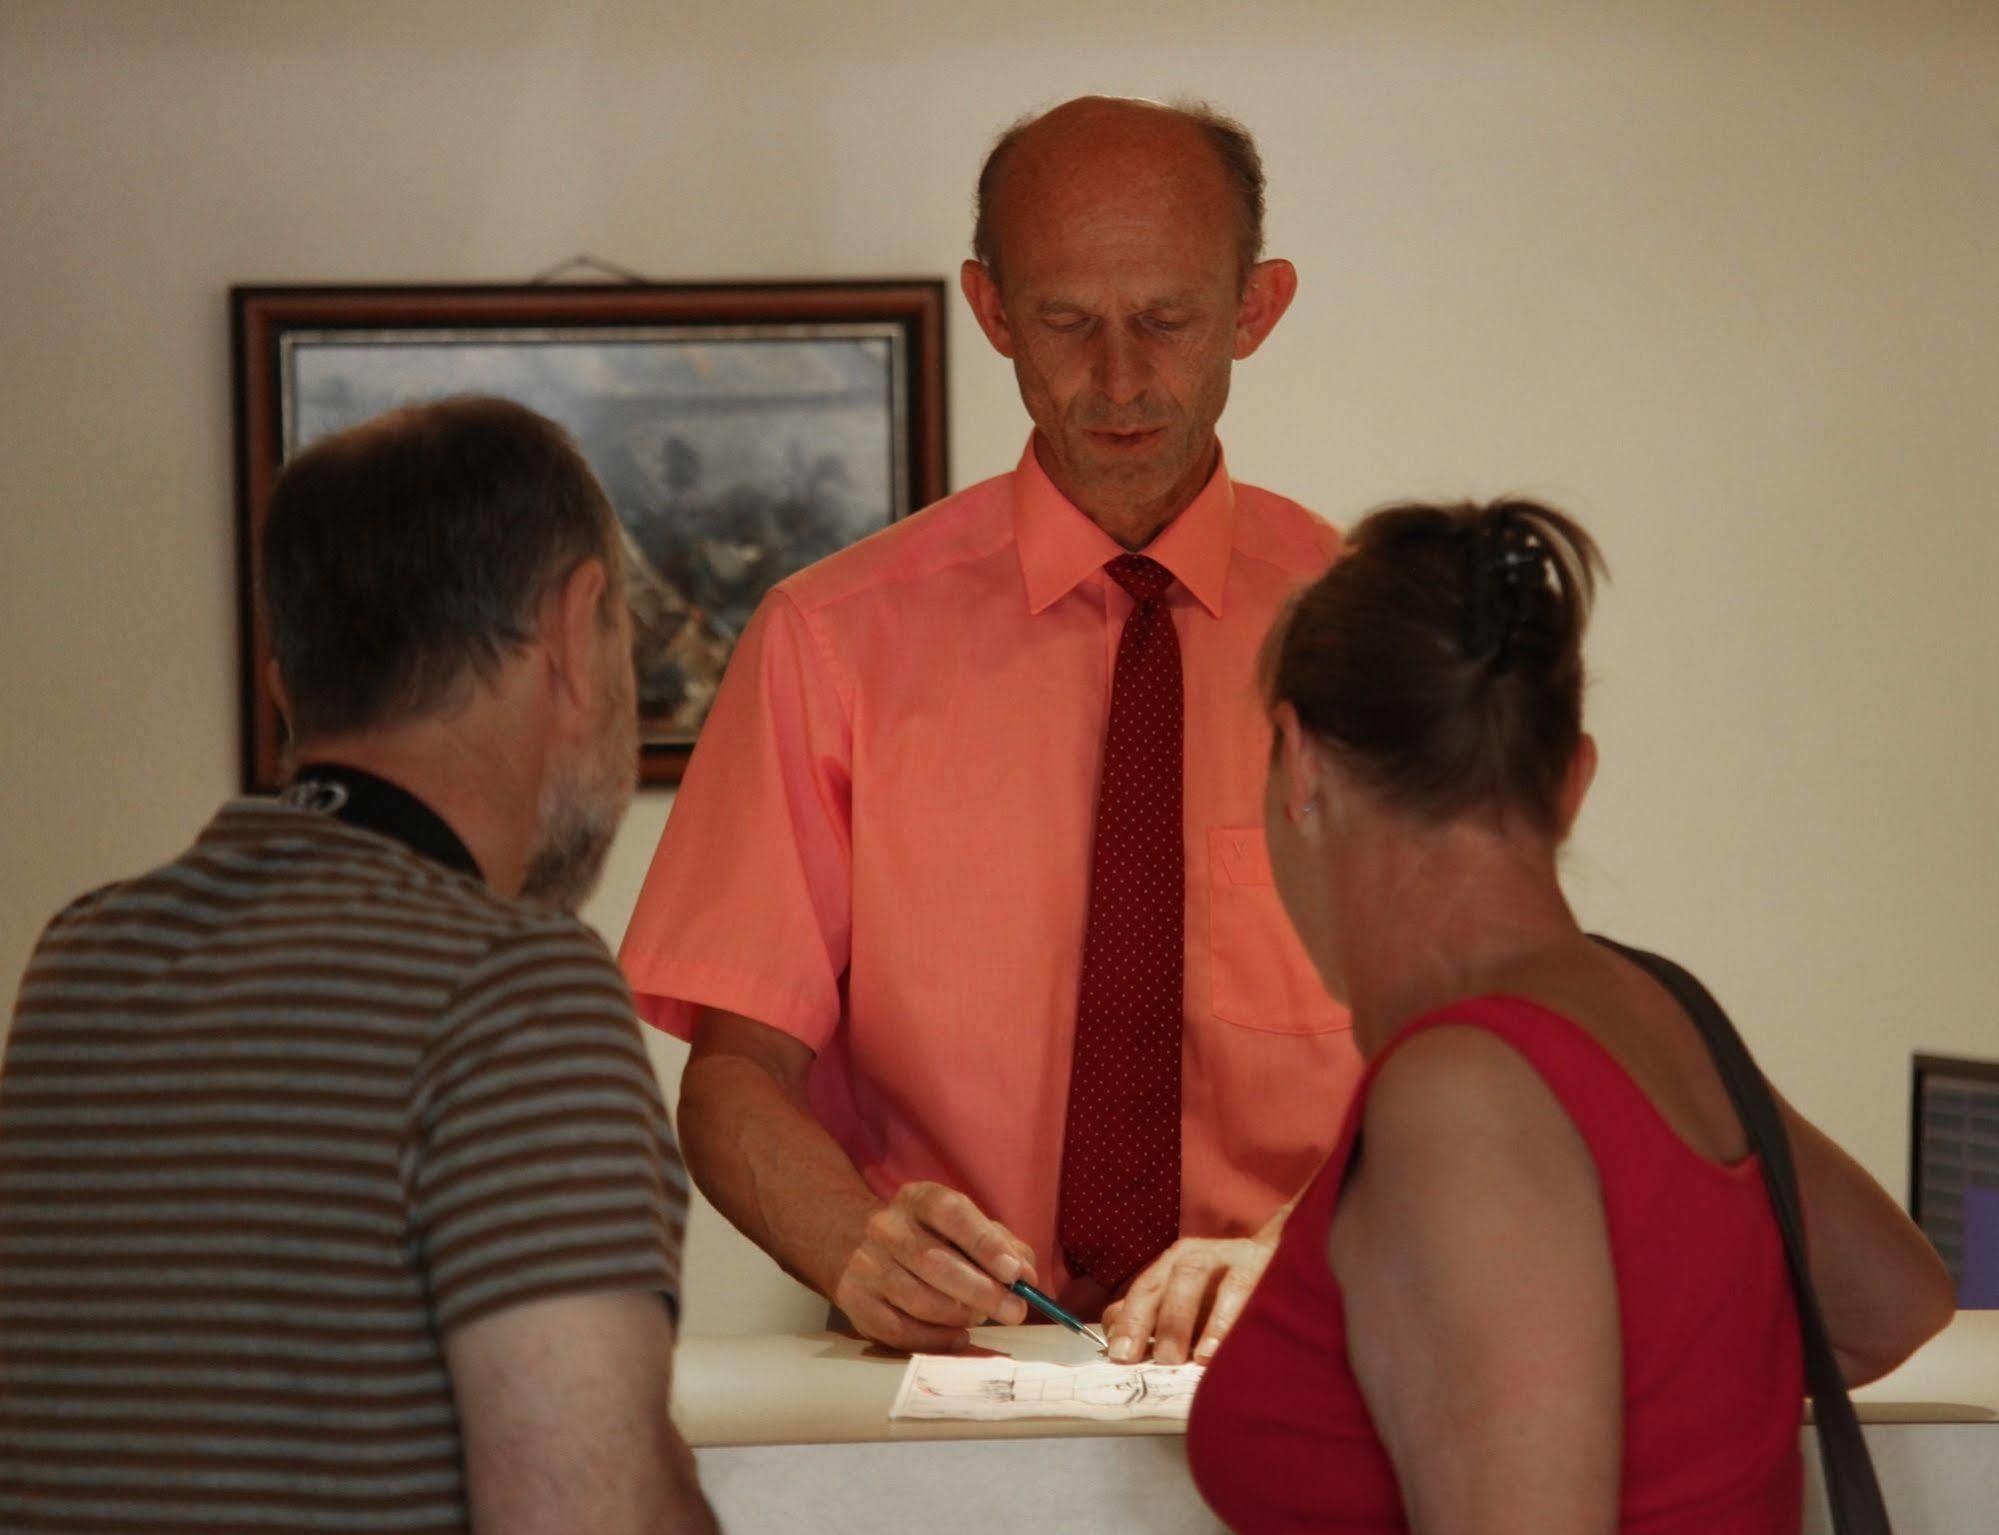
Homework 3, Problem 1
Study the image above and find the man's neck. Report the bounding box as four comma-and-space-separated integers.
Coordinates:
285, 723, 538, 899
1034, 432, 1220, 551
287, 760, 481, 879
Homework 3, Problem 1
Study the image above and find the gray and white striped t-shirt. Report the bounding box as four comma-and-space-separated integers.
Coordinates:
0, 799, 689, 1534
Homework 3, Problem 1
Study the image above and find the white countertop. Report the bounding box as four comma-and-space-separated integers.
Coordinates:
675, 1322, 1172, 1447
1846, 1308, 1999, 1422
675, 1310, 1998, 1449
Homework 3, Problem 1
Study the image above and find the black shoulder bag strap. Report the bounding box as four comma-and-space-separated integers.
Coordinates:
1592, 936, 1892, 1535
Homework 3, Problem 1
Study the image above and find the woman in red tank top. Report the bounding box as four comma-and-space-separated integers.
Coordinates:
1185, 500, 1953, 1533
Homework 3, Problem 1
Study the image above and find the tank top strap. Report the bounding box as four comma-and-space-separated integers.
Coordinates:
1293, 991, 1720, 1264
1294, 998, 1590, 1215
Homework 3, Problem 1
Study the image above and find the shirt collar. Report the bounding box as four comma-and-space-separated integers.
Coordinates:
1013, 435, 1235, 618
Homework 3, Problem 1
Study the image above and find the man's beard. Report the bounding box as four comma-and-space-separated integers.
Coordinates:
519, 670, 638, 914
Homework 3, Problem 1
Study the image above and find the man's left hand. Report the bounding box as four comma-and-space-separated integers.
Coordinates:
1101, 1235, 1277, 1365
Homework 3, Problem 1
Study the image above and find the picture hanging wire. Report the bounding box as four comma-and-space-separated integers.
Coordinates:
526, 253, 654, 286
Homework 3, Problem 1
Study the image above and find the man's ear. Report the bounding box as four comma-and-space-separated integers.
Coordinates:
1557, 732, 1599, 837
1233, 258, 1298, 361
960, 259, 1016, 359
542, 558, 614, 722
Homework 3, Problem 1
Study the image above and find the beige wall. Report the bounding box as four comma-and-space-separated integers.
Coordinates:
4, 1, 1995, 1334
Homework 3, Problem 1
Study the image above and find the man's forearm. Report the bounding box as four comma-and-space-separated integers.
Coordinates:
656, 1423, 721, 1535
677, 1050, 881, 1299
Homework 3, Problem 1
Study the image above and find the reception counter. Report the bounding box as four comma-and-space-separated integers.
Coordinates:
673, 1311, 1998, 1533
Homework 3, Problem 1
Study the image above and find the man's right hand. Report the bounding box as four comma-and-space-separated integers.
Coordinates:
832, 1181, 1039, 1352
679, 1011, 1040, 1353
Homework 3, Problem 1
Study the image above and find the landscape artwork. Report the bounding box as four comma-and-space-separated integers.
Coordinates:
233, 285, 948, 788
288, 329, 901, 739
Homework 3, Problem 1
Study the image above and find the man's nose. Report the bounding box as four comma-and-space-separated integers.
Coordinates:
1091, 328, 1151, 408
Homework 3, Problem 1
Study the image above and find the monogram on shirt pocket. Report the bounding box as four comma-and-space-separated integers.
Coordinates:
1208, 826, 1349, 1035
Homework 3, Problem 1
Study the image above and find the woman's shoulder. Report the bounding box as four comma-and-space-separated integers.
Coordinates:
1355, 1012, 1602, 1213
1367, 1003, 1588, 1139
1333, 1015, 1618, 1415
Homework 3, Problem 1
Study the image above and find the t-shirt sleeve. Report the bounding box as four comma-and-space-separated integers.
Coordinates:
407, 921, 689, 1336
618, 586, 855, 1050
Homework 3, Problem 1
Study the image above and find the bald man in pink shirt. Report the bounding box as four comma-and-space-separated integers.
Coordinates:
621, 97, 1362, 1364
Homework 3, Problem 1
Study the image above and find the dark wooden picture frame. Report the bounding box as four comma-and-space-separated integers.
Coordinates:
233, 281, 949, 790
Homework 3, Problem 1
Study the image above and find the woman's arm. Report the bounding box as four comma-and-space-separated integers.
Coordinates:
1779, 1092, 1956, 1385
1332, 1027, 1622, 1535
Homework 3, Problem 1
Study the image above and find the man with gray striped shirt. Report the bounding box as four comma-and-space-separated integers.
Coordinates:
1, 398, 717, 1533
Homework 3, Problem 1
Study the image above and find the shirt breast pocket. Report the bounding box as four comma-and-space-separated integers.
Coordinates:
1208, 826, 1349, 1035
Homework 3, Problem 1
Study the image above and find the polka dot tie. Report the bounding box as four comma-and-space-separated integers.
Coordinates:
1057, 553, 1184, 1292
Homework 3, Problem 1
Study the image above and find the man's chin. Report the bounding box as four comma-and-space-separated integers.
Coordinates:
1071, 454, 1183, 508
519, 820, 616, 914
518, 861, 593, 916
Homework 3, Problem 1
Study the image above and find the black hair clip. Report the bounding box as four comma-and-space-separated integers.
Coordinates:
1460, 511, 1546, 675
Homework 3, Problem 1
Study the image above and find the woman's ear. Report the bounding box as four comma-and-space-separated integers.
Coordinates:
1557, 732, 1599, 836
1273, 703, 1325, 838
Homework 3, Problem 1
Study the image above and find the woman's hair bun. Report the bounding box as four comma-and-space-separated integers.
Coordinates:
1266, 497, 1604, 832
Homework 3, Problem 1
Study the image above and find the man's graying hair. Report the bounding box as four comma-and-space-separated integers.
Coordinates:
972, 99, 1267, 286
261, 395, 622, 743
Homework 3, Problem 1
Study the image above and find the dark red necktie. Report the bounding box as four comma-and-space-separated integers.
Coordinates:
1058, 553, 1184, 1292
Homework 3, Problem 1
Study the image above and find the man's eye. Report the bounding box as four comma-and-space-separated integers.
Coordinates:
1044, 316, 1091, 334
1145, 315, 1190, 333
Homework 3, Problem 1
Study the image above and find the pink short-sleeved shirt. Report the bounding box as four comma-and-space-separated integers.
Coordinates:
621, 438, 1364, 1294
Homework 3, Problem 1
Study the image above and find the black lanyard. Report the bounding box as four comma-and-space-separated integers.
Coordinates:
283, 762, 482, 882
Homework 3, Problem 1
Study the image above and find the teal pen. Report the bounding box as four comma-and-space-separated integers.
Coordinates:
1009, 1278, 1110, 1353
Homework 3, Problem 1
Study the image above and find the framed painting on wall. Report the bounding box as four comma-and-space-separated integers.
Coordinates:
232, 280, 949, 790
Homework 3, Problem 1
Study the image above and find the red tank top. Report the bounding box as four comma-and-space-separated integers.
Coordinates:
1187, 995, 1804, 1533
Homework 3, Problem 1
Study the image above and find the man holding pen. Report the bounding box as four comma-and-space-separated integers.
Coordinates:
621, 96, 1360, 1362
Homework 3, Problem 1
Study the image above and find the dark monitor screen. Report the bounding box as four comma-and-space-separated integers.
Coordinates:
1910, 1053, 1999, 1308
